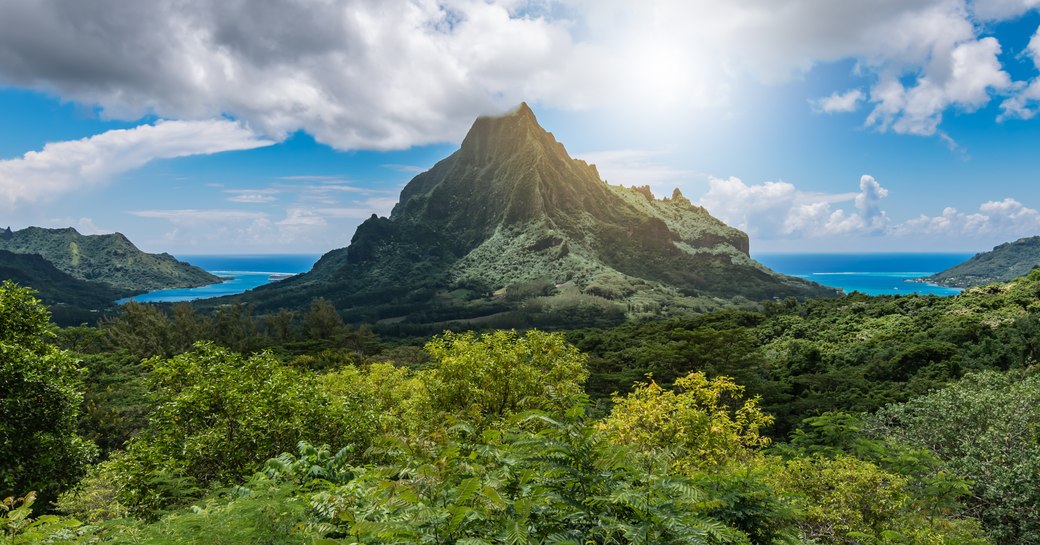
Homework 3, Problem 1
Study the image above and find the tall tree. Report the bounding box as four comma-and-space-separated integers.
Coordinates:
0, 281, 96, 507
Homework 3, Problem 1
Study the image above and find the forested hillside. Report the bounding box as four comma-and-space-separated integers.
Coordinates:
922, 236, 1040, 287
5, 271, 1040, 543
0, 250, 123, 324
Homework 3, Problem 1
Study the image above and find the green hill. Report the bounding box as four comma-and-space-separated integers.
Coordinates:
922, 236, 1040, 288
0, 226, 219, 292
232, 103, 836, 329
0, 249, 126, 325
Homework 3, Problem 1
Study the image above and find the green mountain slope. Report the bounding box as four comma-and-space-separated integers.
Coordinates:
922, 236, 1040, 288
0, 226, 219, 292
0, 250, 125, 307
236, 103, 836, 327
0, 249, 126, 325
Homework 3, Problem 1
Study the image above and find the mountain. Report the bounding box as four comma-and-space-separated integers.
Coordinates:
0, 226, 220, 293
922, 236, 1040, 288
235, 103, 836, 328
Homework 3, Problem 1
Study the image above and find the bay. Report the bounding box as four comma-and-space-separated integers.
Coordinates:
119, 254, 321, 303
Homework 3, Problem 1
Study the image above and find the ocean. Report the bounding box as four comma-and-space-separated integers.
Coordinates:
754, 253, 972, 296
121, 252, 973, 303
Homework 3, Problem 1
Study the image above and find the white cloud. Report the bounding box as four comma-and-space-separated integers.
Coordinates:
698, 177, 798, 234
698, 175, 886, 238
812, 89, 865, 113
700, 172, 1040, 245
0, 0, 574, 150
1029, 25, 1040, 68
999, 26, 1040, 120
866, 37, 1012, 136
896, 198, 1040, 237
0, 120, 273, 208
972, 0, 1040, 20
0, 0, 1032, 149
855, 174, 890, 232
224, 188, 279, 203
76, 217, 106, 235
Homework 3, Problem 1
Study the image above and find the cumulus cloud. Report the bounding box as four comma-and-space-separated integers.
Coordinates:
866, 37, 1012, 136
855, 175, 889, 230
0, 0, 1033, 149
697, 175, 883, 238
700, 172, 1040, 245
0, 119, 273, 207
897, 198, 1040, 237
812, 89, 865, 113
0, 0, 574, 150
999, 26, 1040, 120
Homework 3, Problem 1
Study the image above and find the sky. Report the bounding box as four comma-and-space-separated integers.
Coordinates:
2, 1, 1040, 255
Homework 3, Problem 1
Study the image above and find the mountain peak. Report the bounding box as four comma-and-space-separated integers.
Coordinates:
510, 101, 536, 119
239, 103, 836, 324
458, 102, 557, 160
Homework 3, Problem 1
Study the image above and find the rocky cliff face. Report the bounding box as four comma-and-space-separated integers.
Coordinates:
238, 103, 835, 328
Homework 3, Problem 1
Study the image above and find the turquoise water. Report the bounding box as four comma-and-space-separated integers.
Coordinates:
121, 252, 973, 303
755, 253, 972, 296
119, 254, 321, 303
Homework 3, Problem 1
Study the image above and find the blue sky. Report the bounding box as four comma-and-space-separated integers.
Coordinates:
2, 1, 1040, 254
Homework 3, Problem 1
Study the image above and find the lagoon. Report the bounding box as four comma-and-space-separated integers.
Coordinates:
121, 252, 972, 303
119, 254, 321, 303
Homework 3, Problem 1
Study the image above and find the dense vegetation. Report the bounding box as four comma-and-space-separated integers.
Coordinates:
922, 236, 1040, 287
6, 271, 1040, 543
0, 281, 96, 508
568, 272, 1040, 435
